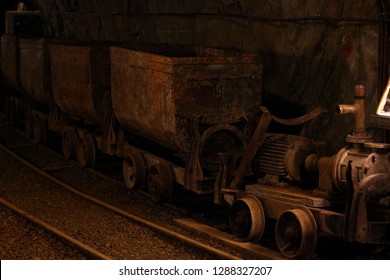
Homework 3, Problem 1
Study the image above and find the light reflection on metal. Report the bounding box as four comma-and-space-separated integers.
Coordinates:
376, 77, 390, 116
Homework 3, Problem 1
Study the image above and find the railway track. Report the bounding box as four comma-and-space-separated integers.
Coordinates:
0, 140, 246, 260
0, 198, 111, 260
0, 123, 288, 260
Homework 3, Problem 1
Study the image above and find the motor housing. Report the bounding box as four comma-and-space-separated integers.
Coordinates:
252, 133, 318, 182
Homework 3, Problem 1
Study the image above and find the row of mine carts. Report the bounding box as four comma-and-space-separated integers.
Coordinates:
1, 12, 389, 259
1, 32, 263, 198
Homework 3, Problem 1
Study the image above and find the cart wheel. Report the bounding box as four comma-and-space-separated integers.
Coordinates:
229, 195, 265, 243
123, 149, 146, 189
77, 133, 96, 168
148, 162, 173, 202
33, 115, 47, 145
275, 207, 317, 259
62, 128, 78, 160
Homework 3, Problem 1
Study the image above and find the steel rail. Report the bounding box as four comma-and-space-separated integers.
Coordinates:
0, 197, 112, 260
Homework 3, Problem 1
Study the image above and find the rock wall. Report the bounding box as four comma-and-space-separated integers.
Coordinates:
35, 0, 382, 152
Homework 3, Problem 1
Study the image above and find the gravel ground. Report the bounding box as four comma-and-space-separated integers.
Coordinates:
0, 145, 216, 260
0, 123, 249, 260
0, 205, 88, 259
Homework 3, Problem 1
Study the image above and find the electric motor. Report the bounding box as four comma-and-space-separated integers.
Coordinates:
252, 134, 318, 182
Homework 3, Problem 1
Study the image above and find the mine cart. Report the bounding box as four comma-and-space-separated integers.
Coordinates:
111, 45, 262, 200
50, 43, 111, 168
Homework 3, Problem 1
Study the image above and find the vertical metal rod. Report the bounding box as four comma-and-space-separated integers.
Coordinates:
354, 84, 366, 137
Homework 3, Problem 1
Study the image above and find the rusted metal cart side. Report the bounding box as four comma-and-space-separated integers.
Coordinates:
49, 43, 112, 168
1, 11, 44, 127
18, 37, 58, 143
19, 38, 52, 105
1, 34, 22, 127
50, 43, 111, 125
111, 45, 262, 201
1, 34, 20, 91
1, 12, 57, 144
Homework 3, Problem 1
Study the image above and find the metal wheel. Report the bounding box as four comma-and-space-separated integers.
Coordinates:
123, 149, 146, 189
229, 195, 265, 243
33, 115, 47, 145
77, 133, 96, 168
275, 207, 317, 259
62, 128, 78, 160
148, 162, 173, 202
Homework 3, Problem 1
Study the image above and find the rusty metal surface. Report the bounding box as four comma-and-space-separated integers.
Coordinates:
271, 106, 327, 126
337, 84, 373, 143
110, 45, 262, 154
230, 107, 272, 189
19, 38, 52, 105
1, 34, 20, 91
49, 43, 111, 125
246, 183, 342, 208
243, 183, 345, 240
346, 162, 390, 244
333, 145, 390, 193
252, 133, 318, 182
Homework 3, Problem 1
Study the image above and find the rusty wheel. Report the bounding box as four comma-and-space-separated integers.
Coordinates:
275, 207, 317, 259
77, 133, 96, 168
33, 115, 47, 145
148, 162, 173, 202
229, 195, 265, 243
123, 149, 146, 189
62, 128, 78, 160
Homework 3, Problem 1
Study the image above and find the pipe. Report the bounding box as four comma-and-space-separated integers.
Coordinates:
336, 104, 360, 115
336, 84, 368, 139
354, 84, 367, 136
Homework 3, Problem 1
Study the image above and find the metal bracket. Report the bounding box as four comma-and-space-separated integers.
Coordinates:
230, 106, 272, 189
